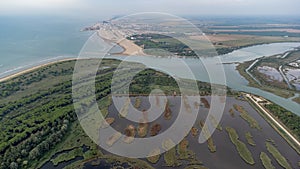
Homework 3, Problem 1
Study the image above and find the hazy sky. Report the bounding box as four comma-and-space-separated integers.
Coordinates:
0, 0, 299, 17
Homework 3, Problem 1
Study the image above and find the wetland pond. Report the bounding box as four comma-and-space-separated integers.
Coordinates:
91, 96, 300, 169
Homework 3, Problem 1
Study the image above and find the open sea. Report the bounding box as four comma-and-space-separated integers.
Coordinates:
0, 16, 93, 78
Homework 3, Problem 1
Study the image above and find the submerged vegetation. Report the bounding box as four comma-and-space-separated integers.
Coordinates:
233, 104, 261, 130
199, 121, 216, 153
150, 123, 162, 136
164, 99, 172, 120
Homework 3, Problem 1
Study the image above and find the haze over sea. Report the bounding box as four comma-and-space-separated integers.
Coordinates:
0, 16, 93, 78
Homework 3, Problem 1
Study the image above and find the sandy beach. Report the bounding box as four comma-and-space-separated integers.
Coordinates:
117, 38, 146, 56
97, 29, 146, 56
0, 58, 76, 83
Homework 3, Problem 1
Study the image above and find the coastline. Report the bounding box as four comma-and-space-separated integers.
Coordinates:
0, 58, 77, 83
117, 38, 147, 56
96, 29, 146, 56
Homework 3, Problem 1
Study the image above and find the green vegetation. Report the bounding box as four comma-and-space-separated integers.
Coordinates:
292, 96, 300, 104
177, 139, 190, 159
128, 33, 300, 57
265, 103, 300, 139
236, 60, 295, 99
128, 34, 197, 57
176, 138, 203, 165
162, 139, 181, 167
233, 104, 261, 130
260, 152, 275, 169
51, 148, 82, 166
184, 165, 209, 169
147, 148, 160, 164
266, 142, 292, 169
87, 154, 155, 169
217, 30, 300, 37
163, 147, 181, 167
237, 50, 300, 100
245, 132, 256, 146
246, 96, 300, 154
229, 108, 235, 117
0, 58, 215, 169
134, 97, 141, 108
226, 127, 255, 165
199, 121, 216, 153
209, 115, 222, 131
137, 122, 148, 137
1, 55, 296, 168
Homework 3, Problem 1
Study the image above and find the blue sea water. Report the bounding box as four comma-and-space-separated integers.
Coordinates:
0, 16, 93, 77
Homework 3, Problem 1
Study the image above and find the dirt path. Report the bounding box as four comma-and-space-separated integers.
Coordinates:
245, 93, 300, 147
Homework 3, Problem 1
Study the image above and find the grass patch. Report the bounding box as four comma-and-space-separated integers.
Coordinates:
199, 121, 216, 153
51, 148, 83, 166
260, 152, 275, 169
209, 115, 222, 131
162, 139, 181, 167
226, 127, 255, 165
245, 132, 256, 146
134, 97, 141, 108
233, 104, 261, 130
266, 142, 292, 169
163, 148, 181, 167
177, 139, 189, 159
184, 165, 209, 169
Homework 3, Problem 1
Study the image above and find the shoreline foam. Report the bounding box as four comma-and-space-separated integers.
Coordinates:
0, 58, 77, 83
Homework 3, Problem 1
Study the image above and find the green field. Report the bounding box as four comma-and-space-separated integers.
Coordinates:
129, 33, 300, 57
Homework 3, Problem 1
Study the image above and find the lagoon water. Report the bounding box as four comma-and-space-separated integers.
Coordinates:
0, 17, 299, 116
107, 42, 300, 116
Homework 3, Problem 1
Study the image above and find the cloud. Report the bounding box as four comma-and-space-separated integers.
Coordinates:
0, 0, 85, 15
0, 0, 299, 16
